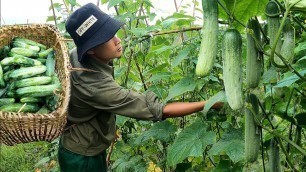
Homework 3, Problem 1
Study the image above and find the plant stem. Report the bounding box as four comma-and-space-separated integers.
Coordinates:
275, 0, 306, 32
269, 7, 289, 68
217, 0, 246, 28
134, 57, 147, 90
124, 49, 134, 86
62, 0, 70, 14
135, 2, 144, 28
140, 8, 149, 26
264, 51, 306, 81
292, 17, 306, 31
255, 16, 269, 43
286, 89, 294, 112
260, 127, 266, 172
286, 123, 293, 168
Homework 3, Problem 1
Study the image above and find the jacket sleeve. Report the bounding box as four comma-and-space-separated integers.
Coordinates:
82, 75, 165, 121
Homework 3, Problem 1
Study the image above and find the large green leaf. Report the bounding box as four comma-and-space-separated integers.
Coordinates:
262, 67, 277, 84
167, 120, 216, 166
172, 45, 193, 68
146, 72, 172, 83
212, 159, 232, 172
112, 154, 147, 172
221, 0, 268, 30
67, 0, 76, 6
129, 28, 150, 37
116, 115, 129, 126
208, 128, 244, 163
134, 120, 177, 145
147, 85, 168, 99
146, 63, 169, 73
203, 91, 226, 114
275, 69, 306, 87
161, 13, 195, 28
165, 76, 196, 102
294, 41, 306, 58
108, 0, 124, 9
151, 45, 175, 55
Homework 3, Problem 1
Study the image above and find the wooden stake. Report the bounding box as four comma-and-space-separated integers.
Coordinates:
50, 0, 58, 27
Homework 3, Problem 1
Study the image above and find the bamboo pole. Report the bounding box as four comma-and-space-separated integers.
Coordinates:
0, 0, 2, 27
50, 0, 58, 27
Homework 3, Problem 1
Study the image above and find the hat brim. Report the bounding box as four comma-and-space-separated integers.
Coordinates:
77, 17, 124, 62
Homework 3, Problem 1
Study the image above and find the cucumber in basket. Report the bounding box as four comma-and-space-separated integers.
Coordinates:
38, 48, 54, 58
36, 105, 51, 114
14, 76, 52, 88
8, 65, 46, 80
1, 55, 42, 67
12, 41, 40, 52
6, 91, 16, 98
3, 66, 14, 73
8, 51, 18, 57
46, 74, 61, 111
0, 103, 39, 113
0, 46, 10, 59
0, 98, 15, 106
16, 84, 59, 98
13, 37, 47, 50
0, 64, 6, 88
10, 47, 38, 58
20, 97, 44, 103
46, 51, 55, 76
36, 58, 47, 64
46, 93, 60, 111
0, 85, 9, 98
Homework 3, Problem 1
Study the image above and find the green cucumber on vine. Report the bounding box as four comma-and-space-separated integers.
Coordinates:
279, 19, 295, 66
265, 0, 284, 68
222, 29, 243, 110
246, 18, 262, 89
245, 94, 260, 163
269, 138, 282, 172
195, 0, 218, 77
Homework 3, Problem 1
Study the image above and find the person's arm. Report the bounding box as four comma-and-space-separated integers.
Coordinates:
162, 101, 223, 118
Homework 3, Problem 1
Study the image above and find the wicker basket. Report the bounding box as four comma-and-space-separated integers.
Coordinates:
0, 24, 70, 146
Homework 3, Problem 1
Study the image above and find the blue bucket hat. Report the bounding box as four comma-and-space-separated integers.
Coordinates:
65, 3, 124, 62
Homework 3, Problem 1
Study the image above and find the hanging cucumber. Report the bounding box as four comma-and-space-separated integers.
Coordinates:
246, 18, 262, 89
222, 29, 243, 110
269, 138, 282, 172
279, 19, 295, 66
195, 0, 218, 77
245, 94, 260, 163
265, 0, 285, 68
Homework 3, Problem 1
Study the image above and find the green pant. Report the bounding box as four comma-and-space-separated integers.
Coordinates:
58, 142, 107, 172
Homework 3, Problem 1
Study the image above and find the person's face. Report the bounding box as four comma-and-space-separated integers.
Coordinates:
87, 35, 122, 63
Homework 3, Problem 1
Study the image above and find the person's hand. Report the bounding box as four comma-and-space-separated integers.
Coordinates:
211, 102, 224, 111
